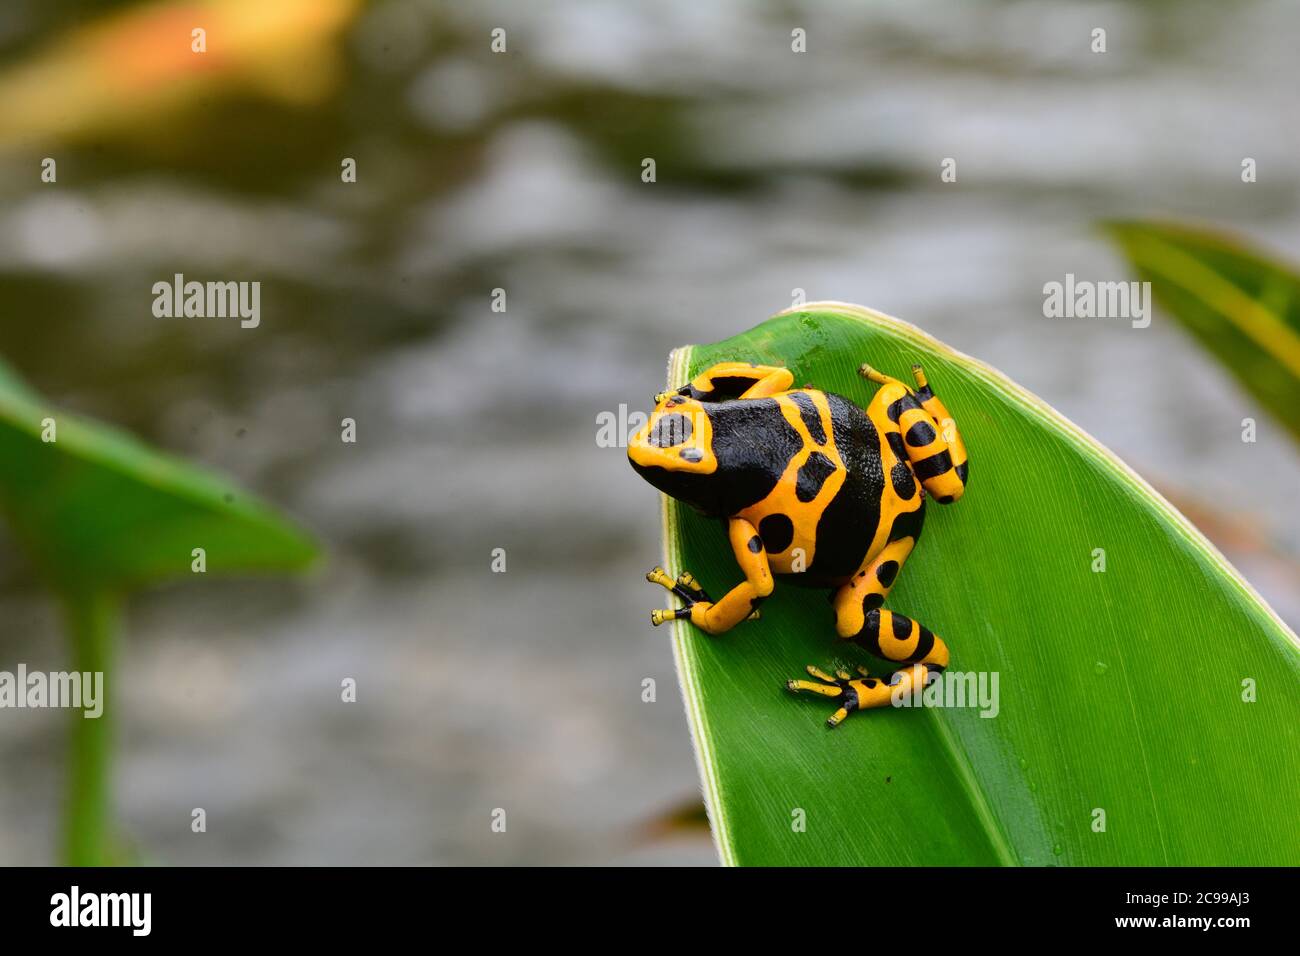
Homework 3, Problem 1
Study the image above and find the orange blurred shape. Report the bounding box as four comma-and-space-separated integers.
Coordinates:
0, 0, 361, 149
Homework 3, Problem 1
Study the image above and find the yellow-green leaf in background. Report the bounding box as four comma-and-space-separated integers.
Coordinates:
1107, 220, 1300, 443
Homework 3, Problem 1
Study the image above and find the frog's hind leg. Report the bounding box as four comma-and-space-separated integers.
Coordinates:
830, 536, 916, 639
853, 607, 950, 684
787, 603, 949, 726
785, 539, 944, 727
860, 363, 969, 503
906, 364, 969, 501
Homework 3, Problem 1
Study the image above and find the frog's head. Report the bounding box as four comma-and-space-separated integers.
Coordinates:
628, 394, 722, 514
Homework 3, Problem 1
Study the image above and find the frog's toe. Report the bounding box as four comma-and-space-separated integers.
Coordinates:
650, 607, 689, 626
858, 363, 890, 385
785, 673, 843, 699
826, 705, 854, 728
675, 571, 711, 602
646, 567, 676, 590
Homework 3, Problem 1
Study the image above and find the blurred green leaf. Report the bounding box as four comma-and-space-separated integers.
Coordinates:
656, 303, 1300, 866
1107, 220, 1300, 442
0, 355, 317, 866
0, 356, 317, 590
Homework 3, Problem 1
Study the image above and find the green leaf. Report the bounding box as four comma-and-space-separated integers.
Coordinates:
656, 303, 1300, 866
1107, 220, 1300, 442
0, 356, 317, 590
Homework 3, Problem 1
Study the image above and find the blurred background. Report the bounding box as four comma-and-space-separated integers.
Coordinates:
0, 0, 1298, 864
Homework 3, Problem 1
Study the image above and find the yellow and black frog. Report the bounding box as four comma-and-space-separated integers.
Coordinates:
628, 360, 969, 727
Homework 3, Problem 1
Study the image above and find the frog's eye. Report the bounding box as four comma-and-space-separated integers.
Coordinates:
648, 412, 693, 448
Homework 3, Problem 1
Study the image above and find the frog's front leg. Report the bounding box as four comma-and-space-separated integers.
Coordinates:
647, 517, 772, 634
656, 362, 794, 404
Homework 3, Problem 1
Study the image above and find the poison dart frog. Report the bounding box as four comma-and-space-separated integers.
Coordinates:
628, 360, 969, 727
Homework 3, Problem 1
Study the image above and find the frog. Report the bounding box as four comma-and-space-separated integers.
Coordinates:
628, 359, 969, 727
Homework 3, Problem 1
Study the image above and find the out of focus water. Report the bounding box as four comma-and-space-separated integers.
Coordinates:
0, 0, 1297, 864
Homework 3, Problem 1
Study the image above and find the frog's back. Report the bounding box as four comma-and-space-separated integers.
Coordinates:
731, 388, 904, 586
